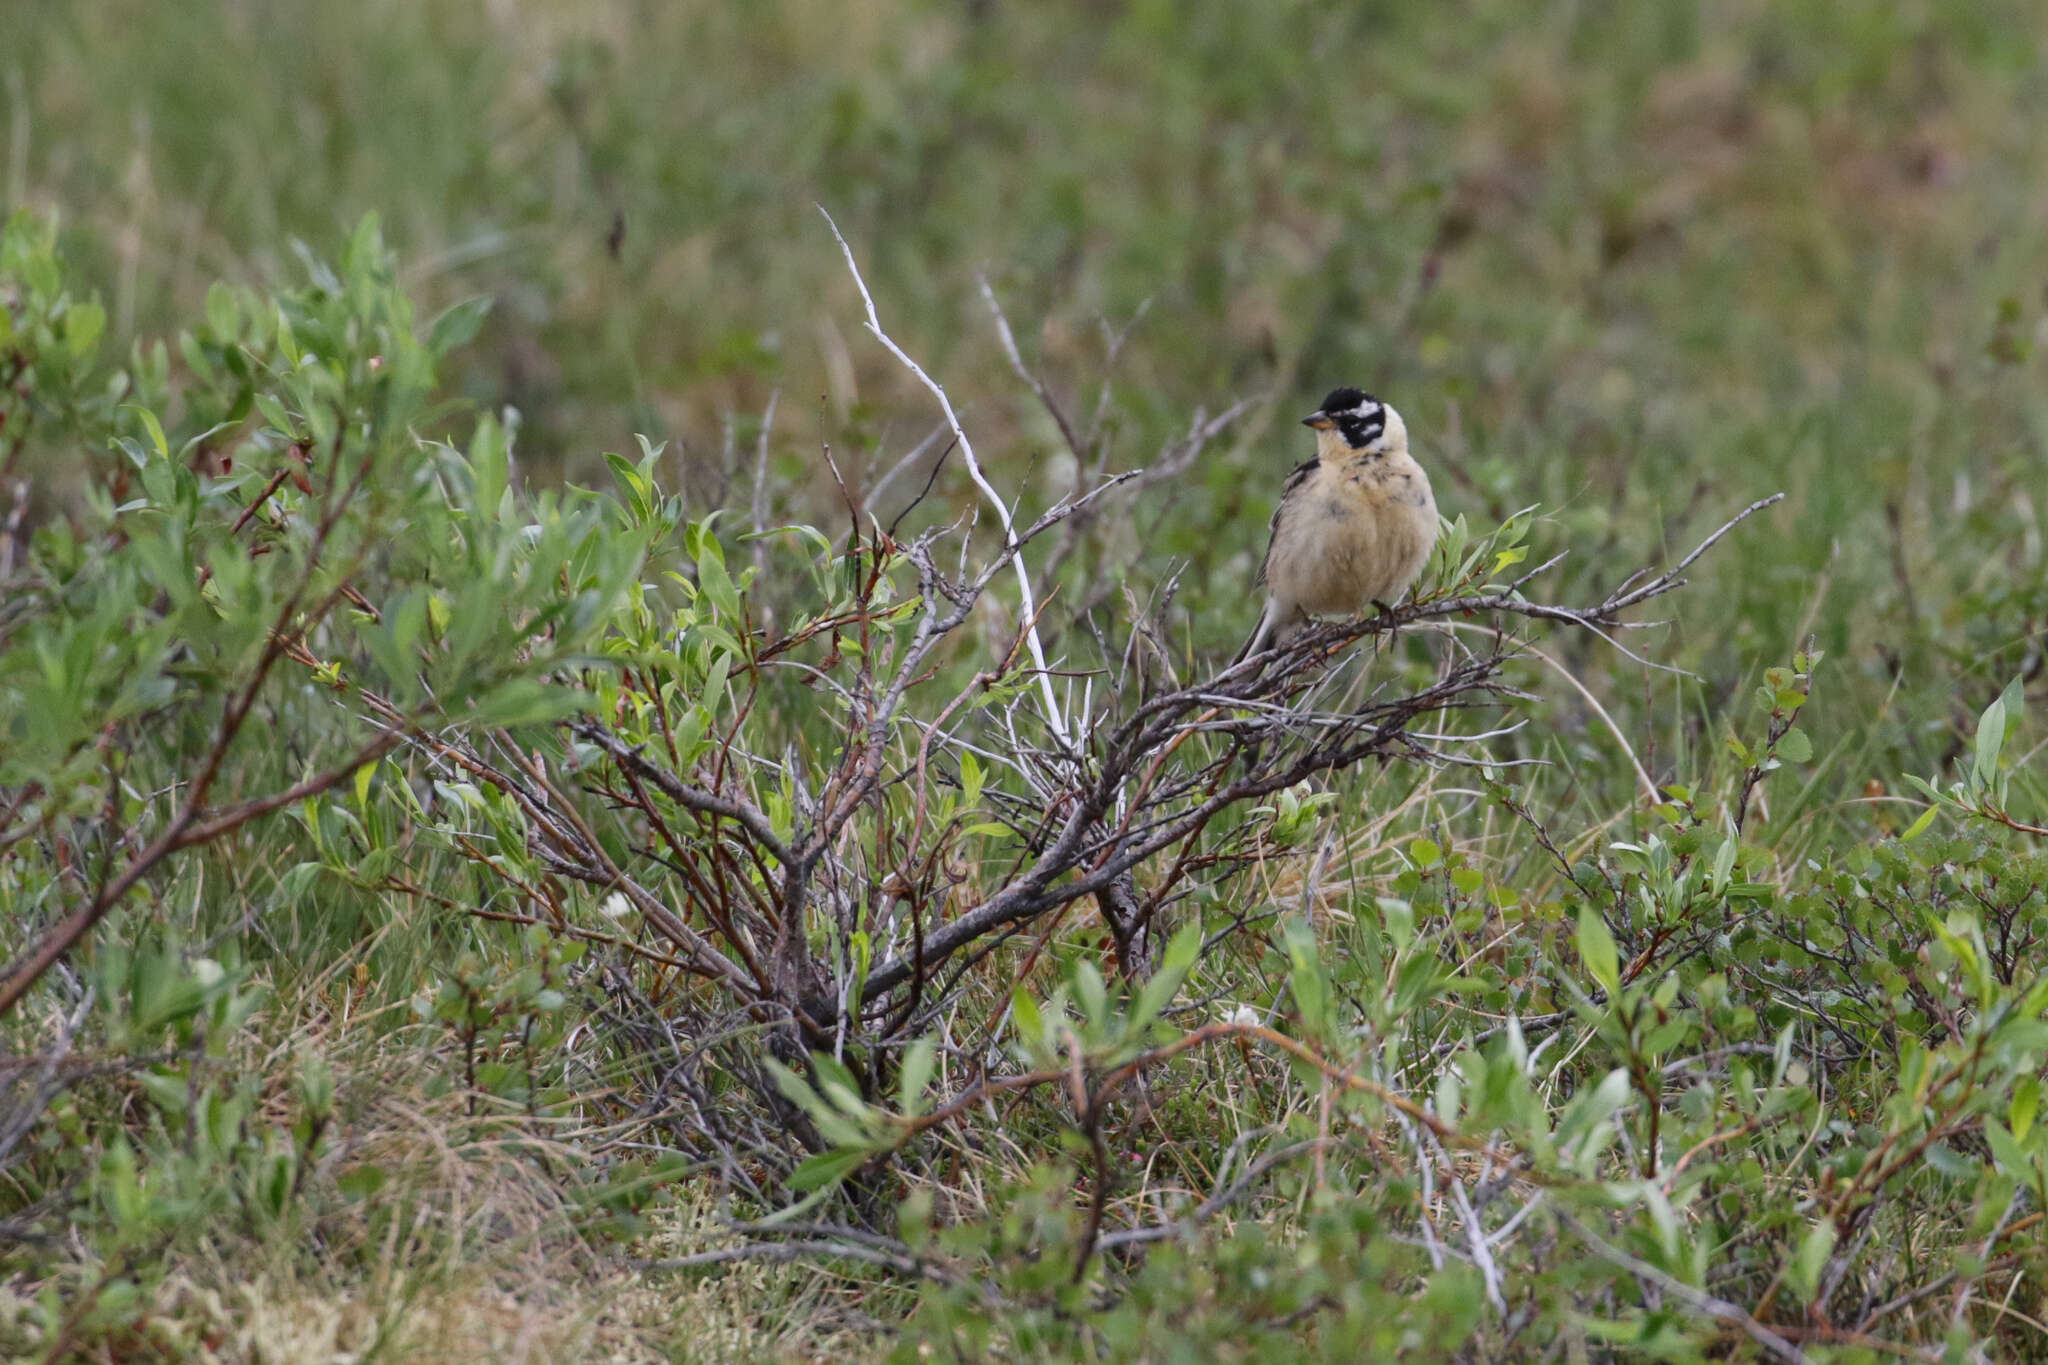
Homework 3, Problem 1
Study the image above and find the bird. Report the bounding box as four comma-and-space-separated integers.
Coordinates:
1234, 387, 1438, 665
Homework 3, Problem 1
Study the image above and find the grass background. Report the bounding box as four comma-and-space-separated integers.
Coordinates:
14, 0, 2047, 758
6, 0, 2048, 1358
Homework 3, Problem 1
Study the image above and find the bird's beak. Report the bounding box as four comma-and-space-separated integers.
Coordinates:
1302, 413, 1335, 430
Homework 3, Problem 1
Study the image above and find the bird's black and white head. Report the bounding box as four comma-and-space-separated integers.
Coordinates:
1303, 387, 1406, 456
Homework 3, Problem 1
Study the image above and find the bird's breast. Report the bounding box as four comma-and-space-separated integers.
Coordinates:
1267, 457, 1437, 615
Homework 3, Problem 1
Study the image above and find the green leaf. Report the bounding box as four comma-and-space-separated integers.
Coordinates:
1899, 804, 1942, 842
701, 650, 731, 715
1771, 1021, 1797, 1086
1380, 897, 1415, 953
468, 415, 510, 519
127, 405, 168, 458
1281, 916, 1330, 1041
297, 1055, 335, 1118
1554, 1067, 1631, 1165
1791, 1221, 1836, 1300
898, 1037, 936, 1118
427, 295, 494, 357
1011, 989, 1047, 1055
254, 391, 296, 437
1130, 920, 1204, 1031
139, 1068, 191, 1114
205, 281, 239, 338
1986, 1120, 2031, 1180
604, 450, 652, 518
697, 550, 741, 620
1073, 960, 1108, 1028
1711, 834, 1738, 892
959, 750, 983, 811
1576, 903, 1621, 996
1973, 679, 2021, 795
1393, 953, 1445, 1013
280, 861, 329, 907
1161, 918, 1203, 977
810, 1052, 865, 1114
765, 1057, 825, 1116
2014, 1077, 2040, 1144
65, 299, 106, 359
1774, 729, 1812, 764
787, 1146, 867, 1194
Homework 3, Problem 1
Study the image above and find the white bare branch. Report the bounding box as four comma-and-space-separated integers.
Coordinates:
818, 205, 1072, 751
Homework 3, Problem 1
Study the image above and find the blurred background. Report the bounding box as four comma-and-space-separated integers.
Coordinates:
8, 0, 2048, 784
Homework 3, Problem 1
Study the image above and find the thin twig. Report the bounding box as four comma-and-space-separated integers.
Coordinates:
818, 205, 1071, 750
1557, 1211, 1810, 1364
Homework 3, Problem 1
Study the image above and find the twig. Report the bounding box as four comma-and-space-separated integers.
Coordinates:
818, 205, 1071, 750
1557, 1211, 1810, 1363
749, 389, 779, 580
979, 274, 1085, 464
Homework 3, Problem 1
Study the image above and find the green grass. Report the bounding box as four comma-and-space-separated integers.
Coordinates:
13, 0, 2045, 767
5, 0, 2048, 1360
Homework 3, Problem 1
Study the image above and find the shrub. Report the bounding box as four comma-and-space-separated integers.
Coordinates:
4, 208, 2047, 1363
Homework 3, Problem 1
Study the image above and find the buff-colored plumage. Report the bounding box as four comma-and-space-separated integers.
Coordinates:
1237, 392, 1437, 663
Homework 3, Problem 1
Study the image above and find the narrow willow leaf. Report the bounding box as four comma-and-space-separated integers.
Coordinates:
898, 1037, 936, 1119
1576, 903, 1620, 996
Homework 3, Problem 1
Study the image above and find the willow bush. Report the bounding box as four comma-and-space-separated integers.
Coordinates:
3, 211, 2047, 1362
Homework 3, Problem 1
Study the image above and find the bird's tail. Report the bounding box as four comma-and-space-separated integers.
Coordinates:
1230, 606, 1273, 670
1229, 600, 1301, 671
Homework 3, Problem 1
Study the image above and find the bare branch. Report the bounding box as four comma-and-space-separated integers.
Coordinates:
572, 720, 793, 866
819, 205, 1071, 750
1557, 1211, 1811, 1364
979, 274, 1085, 465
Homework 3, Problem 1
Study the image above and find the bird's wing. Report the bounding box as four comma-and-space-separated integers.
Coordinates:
1255, 458, 1320, 587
